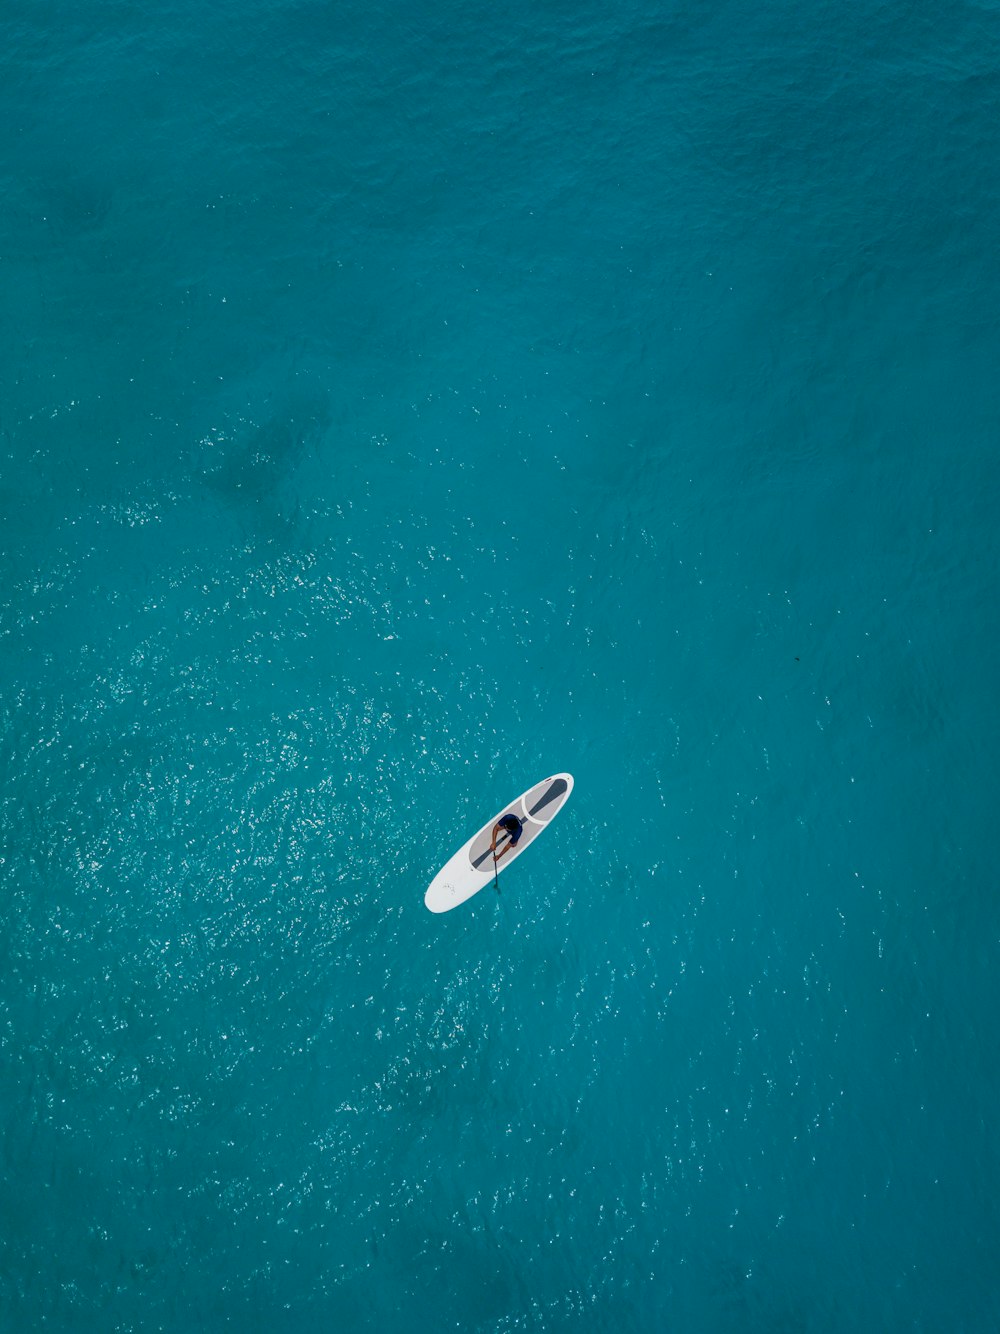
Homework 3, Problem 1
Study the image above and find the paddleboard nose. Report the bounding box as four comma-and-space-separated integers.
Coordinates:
424, 883, 455, 913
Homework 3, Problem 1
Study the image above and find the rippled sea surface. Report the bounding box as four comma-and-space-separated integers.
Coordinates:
2, 0, 999, 1329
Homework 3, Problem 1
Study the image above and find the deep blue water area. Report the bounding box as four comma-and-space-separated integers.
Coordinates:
2, 0, 999, 1329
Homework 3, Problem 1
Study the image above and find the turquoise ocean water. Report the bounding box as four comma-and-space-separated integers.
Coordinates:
2, 0, 999, 1328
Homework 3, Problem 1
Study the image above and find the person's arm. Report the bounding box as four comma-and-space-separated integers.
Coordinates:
495, 840, 514, 862
490, 822, 502, 853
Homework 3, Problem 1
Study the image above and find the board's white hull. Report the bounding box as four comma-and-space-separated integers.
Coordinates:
424, 773, 574, 913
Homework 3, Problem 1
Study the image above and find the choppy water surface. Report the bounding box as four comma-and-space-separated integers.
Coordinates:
2, 0, 999, 1329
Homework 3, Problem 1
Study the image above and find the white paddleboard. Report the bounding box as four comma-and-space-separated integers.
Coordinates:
424, 773, 574, 913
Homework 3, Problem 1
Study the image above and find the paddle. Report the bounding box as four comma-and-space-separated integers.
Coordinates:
492, 822, 513, 896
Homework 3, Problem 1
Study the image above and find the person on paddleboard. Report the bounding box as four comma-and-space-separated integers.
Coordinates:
491, 813, 523, 863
